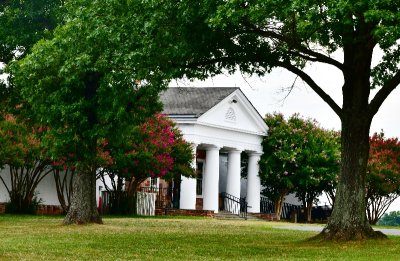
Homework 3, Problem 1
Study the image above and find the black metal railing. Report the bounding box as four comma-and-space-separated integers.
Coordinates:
260, 196, 302, 220
220, 192, 249, 220
260, 196, 274, 214
100, 191, 135, 215
260, 196, 332, 222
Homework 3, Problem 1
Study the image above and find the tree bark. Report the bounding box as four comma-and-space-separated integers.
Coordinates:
274, 192, 286, 221
53, 169, 74, 213
318, 112, 385, 240
305, 198, 313, 223
64, 169, 102, 224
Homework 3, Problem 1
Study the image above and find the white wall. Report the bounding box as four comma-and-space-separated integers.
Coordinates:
0, 166, 126, 208
0, 166, 62, 205
36, 171, 61, 205
0, 166, 11, 203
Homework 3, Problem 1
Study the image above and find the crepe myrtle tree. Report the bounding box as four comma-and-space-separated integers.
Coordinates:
120, 0, 400, 240
260, 113, 339, 221
51, 153, 79, 214
292, 124, 340, 223
97, 113, 195, 214
51, 165, 74, 214
9, 1, 165, 224
0, 114, 52, 214
259, 113, 297, 220
366, 132, 400, 225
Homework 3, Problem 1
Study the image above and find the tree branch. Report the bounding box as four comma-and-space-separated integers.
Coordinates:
277, 62, 342, 117
239, 22, 345, 71
181, 55, 342, 117
369, 71, 400, 116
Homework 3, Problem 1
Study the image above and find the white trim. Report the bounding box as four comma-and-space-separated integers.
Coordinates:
195, 120, 266, 136
198, 89, 268, 135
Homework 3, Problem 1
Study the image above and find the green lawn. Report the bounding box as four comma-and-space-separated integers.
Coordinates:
0, 215, 399, 260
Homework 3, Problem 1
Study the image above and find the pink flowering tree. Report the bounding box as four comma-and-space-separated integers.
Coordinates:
121, 113, 175, 194
98, 113, 194, 214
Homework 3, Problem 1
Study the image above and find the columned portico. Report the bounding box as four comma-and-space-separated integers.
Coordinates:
246, 153, 261, 213
179, 143, 198, 210
161, 87, 268, 215
202, 145, 220, 213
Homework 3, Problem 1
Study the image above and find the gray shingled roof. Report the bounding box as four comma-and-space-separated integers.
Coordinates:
160, 87, 239, 117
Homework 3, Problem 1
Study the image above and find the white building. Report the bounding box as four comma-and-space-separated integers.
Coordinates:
160, 87, 268, 213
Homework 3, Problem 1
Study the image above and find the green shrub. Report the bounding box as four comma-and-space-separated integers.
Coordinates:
378, 211, 400, 226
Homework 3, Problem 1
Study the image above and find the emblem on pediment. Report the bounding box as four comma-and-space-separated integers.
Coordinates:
225, 107, 236, 122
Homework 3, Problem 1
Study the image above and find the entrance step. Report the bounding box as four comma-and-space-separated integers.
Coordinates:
215, 211, 263, 221
246, 213, 264, 221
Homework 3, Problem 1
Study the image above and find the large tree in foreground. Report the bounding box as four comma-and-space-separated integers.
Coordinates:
125, 0, 400, 240
9, 1, 164, 224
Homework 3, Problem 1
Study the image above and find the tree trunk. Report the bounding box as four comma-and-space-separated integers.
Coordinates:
318, 112, 385, 240
305, 198, 313, 223
64, 169, 102, 224
274, 193, 285, 221
53, 169, 74, 213
172, 175, 181, 209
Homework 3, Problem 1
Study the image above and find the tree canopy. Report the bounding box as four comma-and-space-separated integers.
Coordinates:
0, 0, 65, 64
378, 211, 400, 226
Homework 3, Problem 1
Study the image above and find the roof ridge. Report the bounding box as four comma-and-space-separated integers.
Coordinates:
160, 87, 239, 117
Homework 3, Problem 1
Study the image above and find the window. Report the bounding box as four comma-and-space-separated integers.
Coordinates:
196, 161, 204, 196
150, 177, 158, 191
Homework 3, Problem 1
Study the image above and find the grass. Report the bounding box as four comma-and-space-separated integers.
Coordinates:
0, 215, 399, 260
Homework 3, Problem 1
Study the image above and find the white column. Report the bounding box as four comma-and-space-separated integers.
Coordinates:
225, 149, 241, 214
247, 153, 261, 213
226, 149, 241, 198
179, 143, 197, 210
203, 145, 220, 213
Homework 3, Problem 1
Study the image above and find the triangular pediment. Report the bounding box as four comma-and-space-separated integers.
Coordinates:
197, 89, 268, 135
